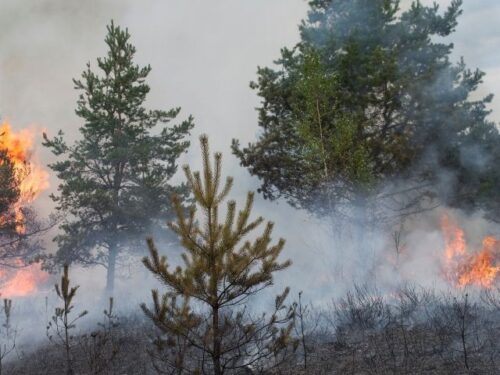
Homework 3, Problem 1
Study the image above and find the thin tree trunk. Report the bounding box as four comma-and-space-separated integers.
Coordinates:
212, 305, 222, 375
64, 299, 73, 375
298, 293, 308, 370
206, 201, 222, 375
106, 242, 118, 295
461, 304, 470, 371
354, 194, 367, 270
315, 98, 329, 180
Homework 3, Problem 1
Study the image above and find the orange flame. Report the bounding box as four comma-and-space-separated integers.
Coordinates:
0, 121, 50, 297
441, 214, 466, 259
0, 122, 50, 232
0, 262, 48, 298
441, 214, 500, 288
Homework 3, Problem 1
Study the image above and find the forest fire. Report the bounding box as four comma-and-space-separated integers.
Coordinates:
0, 262, 48, 298
0, 121, 50, 231
0, 121, 49, 297
441, 214, 500, 288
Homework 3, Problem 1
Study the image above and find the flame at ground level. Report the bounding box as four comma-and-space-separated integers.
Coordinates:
0, 121, 50, 297
441, 215, 500, 288
0, 262, 48, 298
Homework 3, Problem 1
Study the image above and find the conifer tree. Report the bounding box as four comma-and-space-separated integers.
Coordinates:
232, 0, 497, 218
142, 135, 296, 375
0, 145, 48, 270
47, 265, 88, 375
43, 21, 194, 293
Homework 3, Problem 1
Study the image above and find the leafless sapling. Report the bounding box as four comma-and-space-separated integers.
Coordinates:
0, 299, 16, 375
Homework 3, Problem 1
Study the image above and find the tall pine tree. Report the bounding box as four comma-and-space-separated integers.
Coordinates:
44, 22, 194, 293
232, 0, 497, 219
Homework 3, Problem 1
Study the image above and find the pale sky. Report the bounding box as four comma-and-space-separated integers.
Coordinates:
1, 0, 499, 185
1, 1, 498, 197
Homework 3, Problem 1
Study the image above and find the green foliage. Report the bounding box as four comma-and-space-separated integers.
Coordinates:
292, 49, 373, 197
142, 135, 296, 374
233, 0, 497, 217
43, 21, 194, 291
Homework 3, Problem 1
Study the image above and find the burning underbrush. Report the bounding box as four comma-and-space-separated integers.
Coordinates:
441, 214, 500, 289
0, 121, 50, 298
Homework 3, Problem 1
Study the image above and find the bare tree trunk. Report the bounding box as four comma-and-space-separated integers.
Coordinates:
106, 242, 118, 295
315, 98, 329, 181
461, 297, 470, 371
64, 298, 74, 375
353, 194, 368, 280
297, 292, 308, 370
212, 305, 222, 375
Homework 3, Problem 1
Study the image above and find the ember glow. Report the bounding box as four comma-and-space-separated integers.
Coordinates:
0, 121, 50, 297
441, 214, 500, 288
